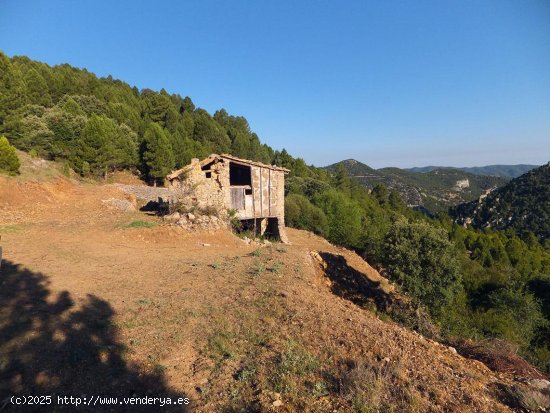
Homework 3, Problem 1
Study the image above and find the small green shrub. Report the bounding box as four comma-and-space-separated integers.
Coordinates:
199, 204, 219, 216
270, 340, 320, 393
126, 220, 156, 228
251, 261, 266, 275
270, 261, 283, 273
235, 362, 257, 382
136, 297, 152, 305
0, 136, 21, 175
230, 217, 243, 232
170, 201, 195, 215
207, 329, 236, 361
62, 161, 72, 177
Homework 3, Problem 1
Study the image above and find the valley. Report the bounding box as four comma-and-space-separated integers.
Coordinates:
324, 159, 509, 213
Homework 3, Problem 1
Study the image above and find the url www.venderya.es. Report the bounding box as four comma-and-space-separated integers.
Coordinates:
7, 395, 190, 408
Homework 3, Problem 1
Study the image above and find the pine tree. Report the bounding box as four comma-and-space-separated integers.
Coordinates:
24, 68, 52, 107
230, 131, 250, 158
334, 163, 351, 194
371, 184, 388, 205
62, 96, 85, 116
77, 114, 118, 176
0, 135, 21, 175
141, 123, 175, 185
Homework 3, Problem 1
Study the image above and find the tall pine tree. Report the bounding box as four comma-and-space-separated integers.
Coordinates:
76, 114, 136, 177
141, 123, 175, 185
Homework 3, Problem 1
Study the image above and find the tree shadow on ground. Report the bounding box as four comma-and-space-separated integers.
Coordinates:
0, 260, 190, 412
318, 252, 438, 338
319, 252, 393, 313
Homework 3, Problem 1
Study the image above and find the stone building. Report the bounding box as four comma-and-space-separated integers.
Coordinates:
166, 154, 290, 242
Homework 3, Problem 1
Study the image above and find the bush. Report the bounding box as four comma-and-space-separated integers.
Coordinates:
313, 190, 364, 247
383, 218, 462, 317
0, 136, 21, 175
285, 193, 329, 236
471, 288, 545, 347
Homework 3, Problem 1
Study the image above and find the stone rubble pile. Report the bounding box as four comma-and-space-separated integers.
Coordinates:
101, 198, 136, 212
163, 211, 229, 231
113, 183, 179, 203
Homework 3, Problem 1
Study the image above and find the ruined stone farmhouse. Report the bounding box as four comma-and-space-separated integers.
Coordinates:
166, 154, 290, 242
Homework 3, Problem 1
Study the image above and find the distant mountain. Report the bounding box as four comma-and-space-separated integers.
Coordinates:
324, 160, 508, 213
450, 163, 550, 239
330, 159, 377, 175
406, 164, 538, 178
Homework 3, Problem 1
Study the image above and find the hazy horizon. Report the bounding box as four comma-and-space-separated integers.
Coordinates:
2, 0, 549, 168
320, 158, 542, 170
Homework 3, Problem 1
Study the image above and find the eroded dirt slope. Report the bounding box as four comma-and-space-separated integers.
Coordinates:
0, 175, 516, 412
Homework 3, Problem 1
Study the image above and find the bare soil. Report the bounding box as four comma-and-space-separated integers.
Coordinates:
0, 174, 521, 412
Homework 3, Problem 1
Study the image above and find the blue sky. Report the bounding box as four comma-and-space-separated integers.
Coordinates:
1, 0, 549, 168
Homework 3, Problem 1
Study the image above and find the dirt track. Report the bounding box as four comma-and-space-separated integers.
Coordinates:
0, 176, 513, 412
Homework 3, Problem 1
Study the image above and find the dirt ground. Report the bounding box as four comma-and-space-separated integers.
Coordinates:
0, 175, 518, 412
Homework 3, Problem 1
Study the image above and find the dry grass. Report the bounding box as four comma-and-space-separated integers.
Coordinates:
453, 338, 548, 379
0, 174, 519, 412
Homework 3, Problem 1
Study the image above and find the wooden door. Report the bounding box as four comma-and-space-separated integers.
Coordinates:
230, 187, 245, 211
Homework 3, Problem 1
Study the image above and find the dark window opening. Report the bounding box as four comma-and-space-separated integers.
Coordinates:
205, 172, 212, 178
245, 188, 252, 195
230, 163, 252, 186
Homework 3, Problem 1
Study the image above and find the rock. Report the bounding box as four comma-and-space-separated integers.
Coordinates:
382, 357, 390, 363
528, 379, 550, 390
202, 243, 211, 247
163, 212, 180, 221
448, 346, 457, 354
187, 213, 195, 221
272, 400, 283, 407
102, 198, 136, 212
279, 291, 289, 298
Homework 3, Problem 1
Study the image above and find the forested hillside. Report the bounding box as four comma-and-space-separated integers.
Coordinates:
407, 164, 538, 178
0, 51, 297, 183
325, 159, 507, 213
451, 163, 550, 240
1, 51, 549, 374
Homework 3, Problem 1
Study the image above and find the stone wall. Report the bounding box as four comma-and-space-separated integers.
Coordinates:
169, 158, 227, 212
167, 156, 289, 242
